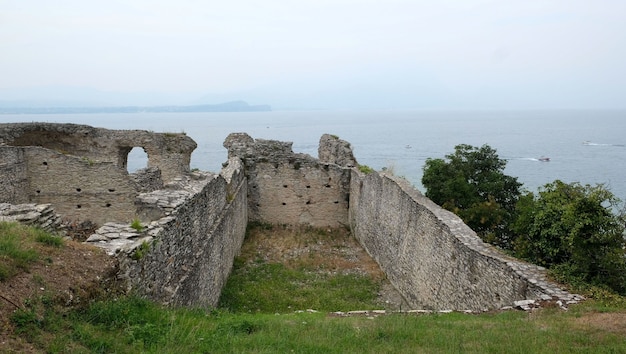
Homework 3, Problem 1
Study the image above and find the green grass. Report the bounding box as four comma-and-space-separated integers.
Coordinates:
0, 221, 63, 281
218, 260, 380, 313
7, 222, 626, 353
11, 296, 626, 353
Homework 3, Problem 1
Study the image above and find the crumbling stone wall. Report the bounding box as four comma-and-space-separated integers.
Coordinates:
224, 133, 351, 227
0, 123, 196, 224
22, 146, 137, 225
119, 158, 247, 307
0, 147, 29, 203
0, 123, 196, 184
349, 171, 578, 311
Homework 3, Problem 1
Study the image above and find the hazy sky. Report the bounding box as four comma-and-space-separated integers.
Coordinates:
1, 0, 625, 109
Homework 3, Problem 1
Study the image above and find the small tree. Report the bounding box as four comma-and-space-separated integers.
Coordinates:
422, 144, 522, 249
513, 180, 626, 294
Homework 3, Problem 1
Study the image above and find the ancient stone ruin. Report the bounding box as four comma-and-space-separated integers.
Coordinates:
0, 122, 581, 311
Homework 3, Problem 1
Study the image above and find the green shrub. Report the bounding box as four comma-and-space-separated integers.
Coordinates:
513, 181, 626, 294
132, 241, 151, 261
130, 218, 143, 232
358, 165, 374, 174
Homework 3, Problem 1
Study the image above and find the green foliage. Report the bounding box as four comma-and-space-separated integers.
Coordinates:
131, 241, 151, 261
358, 164, 374, 174
0, 222, 40, 281
35, 231, 64, 247
513, 180, 626, 294
422, 144, 522, 249
130, 218, 144, 232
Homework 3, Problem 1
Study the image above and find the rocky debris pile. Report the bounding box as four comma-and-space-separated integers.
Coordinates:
85, 218, 172, 256
135, 171, 216, 220
0, 203, 62, 233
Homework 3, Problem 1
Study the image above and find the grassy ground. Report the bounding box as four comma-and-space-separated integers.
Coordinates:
3, 222, 626, 353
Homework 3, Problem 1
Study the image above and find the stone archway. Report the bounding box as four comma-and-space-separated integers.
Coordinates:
127, 147, 149, 172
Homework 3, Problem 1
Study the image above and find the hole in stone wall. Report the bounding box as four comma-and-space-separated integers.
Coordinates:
76, 205, 81, 209
325, 184, 331, 188
333, 201, 339, 204
282, 202, 286, 205
306, 185, 311, 189
76, 188, 81, 192
106, 203, 112, 207
36, 190, 41, 194
108, 188, 116, 192
283, 185, 288, 188
127, 147, 149, 173
306, 200, 311, 205
42, 161, 48, 165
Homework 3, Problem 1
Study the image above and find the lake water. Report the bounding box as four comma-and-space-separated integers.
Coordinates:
2, 110, 625, 202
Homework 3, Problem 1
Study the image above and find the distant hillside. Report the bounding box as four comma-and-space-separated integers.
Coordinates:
0, 100, 271, 114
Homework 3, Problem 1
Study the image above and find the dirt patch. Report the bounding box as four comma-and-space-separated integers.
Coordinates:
572, 312, 626, 335
242, 224, 409, 310
0, 237, 119, 353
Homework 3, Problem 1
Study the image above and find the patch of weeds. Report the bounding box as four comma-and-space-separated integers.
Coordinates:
358, 165, 374, 174
35, 230, 63, 247
130, 218, 144, 232
132, 241, 151, 261
330, 134, 340, 139
0, 222, 40, 281
10, 307, 42, 337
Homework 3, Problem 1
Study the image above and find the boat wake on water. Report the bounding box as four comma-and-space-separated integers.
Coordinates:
583, 141, 625, 147
512, 157, 551, 162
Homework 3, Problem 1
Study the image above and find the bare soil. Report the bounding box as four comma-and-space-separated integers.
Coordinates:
0, 238, 119, 353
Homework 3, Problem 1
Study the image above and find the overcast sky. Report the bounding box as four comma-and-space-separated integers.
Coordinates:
1, 0, 625, 109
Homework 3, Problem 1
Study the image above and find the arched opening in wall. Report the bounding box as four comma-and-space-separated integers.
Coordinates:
127, 147, 149, 172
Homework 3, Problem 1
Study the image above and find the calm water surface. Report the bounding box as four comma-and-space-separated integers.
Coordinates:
2, 110, 625, 201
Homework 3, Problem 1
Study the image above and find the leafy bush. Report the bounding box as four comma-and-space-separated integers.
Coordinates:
512, 181, 626, 294
422, 144, 522, 249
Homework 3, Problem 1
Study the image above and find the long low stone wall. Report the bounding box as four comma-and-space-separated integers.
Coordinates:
349, 170, 579, 311
117, 158, 248, 307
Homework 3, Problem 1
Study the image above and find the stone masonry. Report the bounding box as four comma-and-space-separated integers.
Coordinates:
0, 123, 581, 310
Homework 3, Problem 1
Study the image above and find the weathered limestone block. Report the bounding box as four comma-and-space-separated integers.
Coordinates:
318, 134, 357, 167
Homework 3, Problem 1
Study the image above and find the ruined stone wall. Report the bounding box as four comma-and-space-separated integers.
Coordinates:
224, 133, 350, 227
24, 147, 138, 225
0, 147, 29, 204
349, 171, 576, 311
119, 158, 247, 307
0, 123, 196, 184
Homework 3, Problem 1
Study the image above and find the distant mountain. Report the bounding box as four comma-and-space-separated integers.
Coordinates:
0, 101, 271, 114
